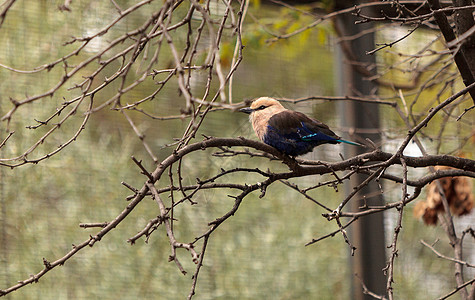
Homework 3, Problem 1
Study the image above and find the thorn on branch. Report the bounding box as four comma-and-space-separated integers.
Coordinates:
201, 134, 212, 140
456, 104, 474, 121
29, 274, 39, 283
88, 235, 99, 247
258, 182, 267, 198
121, 181, 139, 193
358, 196, 368, 210
9, 97, 19, 106
42, 258, 52, 270
131, 156, 154, 181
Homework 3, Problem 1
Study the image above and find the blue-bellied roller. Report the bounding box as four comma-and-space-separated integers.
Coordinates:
240, 97, 363, 157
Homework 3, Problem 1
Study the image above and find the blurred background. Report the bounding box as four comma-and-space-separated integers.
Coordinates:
0, 1, 474, 299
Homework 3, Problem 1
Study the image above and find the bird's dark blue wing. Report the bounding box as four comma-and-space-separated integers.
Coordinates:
263, 111, 341, 156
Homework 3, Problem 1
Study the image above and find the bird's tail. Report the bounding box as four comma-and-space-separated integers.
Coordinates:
337, 139, 365, 147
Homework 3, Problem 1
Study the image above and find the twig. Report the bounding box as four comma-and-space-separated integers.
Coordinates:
0, 132, 14, 149
437, 277, 475, 300
79, 222, 109, 229
385, 157, 408, 300
306, 217, 358, 246
420, 240, 475, 268
131, 156, 154, 182
147, 182, 199, 274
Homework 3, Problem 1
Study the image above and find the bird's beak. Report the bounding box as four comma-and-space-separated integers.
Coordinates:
239, 107, 253, 114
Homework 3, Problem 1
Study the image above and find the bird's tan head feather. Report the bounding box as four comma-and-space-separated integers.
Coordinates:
249, 97, 285, 111
246, 97, 286, 141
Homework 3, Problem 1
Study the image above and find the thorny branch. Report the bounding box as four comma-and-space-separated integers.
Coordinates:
1, 135, 474, 297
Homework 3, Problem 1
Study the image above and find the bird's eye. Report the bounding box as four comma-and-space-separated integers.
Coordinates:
258, 105, 267, 110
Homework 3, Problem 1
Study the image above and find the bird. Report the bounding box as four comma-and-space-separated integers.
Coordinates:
240, 97, 363, 157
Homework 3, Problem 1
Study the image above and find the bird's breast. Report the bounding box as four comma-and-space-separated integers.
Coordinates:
251, 113, 270, 142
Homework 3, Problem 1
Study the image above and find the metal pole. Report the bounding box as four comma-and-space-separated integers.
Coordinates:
334, 3, 387, 299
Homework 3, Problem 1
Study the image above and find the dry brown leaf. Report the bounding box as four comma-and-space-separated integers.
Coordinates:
414, 166, 474, 225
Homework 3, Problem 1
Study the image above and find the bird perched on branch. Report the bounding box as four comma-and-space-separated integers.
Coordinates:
240, 97, 363, 157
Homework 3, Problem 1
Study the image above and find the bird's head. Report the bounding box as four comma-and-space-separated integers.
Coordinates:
239, 97, 285, 116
